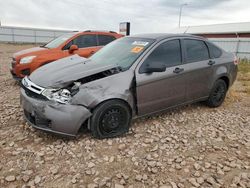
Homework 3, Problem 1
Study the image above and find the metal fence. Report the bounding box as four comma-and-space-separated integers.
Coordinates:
1, 26, 250, 59
0, 26, 72, 44
209, 38, 250, 59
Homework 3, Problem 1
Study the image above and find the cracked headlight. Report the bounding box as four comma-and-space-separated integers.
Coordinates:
20, 56, 36, 64
42, 89, 72, 104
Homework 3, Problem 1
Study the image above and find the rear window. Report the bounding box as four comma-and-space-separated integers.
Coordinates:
98, 35, 116, 46
184, 39, 209, 62
207, 42, 222, 58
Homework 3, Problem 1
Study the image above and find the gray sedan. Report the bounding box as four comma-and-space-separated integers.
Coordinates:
20, 34, 238, 138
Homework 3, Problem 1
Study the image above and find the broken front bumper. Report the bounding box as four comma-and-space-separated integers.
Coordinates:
20, 88, 92, 137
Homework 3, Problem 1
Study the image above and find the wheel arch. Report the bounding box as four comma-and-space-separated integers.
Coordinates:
88, 98, 133, 138
206, 76, 228, 108
213, 65, 231, 90
79, 97, 134, 132
92, 98, 133, 115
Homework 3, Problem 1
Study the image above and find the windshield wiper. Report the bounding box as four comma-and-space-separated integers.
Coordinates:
116, 66, 123, 72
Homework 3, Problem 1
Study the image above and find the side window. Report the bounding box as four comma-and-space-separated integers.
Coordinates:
141, 39, 182, 71
72, 35, 97, 48
98, 35, 116, 46
207, 42, 222, 58
184, 39, 209, 62
63, 41, 72, 50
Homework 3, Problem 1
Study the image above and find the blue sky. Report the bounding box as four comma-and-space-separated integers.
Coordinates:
0, 0, 249, 33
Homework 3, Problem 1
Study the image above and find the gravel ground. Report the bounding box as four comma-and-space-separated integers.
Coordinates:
0, 43, 250, 188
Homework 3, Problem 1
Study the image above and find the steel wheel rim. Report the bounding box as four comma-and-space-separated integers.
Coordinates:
212, 84, 226, 103
99, 106, 127, 135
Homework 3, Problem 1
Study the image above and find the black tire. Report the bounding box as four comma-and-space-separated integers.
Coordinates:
90, 100, 132, 139
206, 79, 227, 108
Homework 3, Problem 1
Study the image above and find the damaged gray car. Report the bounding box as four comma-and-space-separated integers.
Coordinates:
20, 34, 238, 138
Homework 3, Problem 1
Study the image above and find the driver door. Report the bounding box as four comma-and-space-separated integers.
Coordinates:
135, 39, 187, 116
68, 34, 100, 57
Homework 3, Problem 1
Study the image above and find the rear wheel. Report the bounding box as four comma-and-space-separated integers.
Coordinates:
90, 100, 131, 139
206, 79, 227, 107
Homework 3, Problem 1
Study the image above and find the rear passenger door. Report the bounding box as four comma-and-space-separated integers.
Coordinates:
183, 38, 213, 101
72, 35, 101, 57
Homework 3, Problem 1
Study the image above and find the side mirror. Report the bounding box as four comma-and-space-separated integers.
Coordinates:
69, 45, 78, 54
143, 62, 166, 73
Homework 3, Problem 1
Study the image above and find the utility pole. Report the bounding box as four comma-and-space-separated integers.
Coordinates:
178, 3, 188, 28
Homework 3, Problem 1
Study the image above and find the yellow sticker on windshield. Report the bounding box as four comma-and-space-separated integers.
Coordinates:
131, 46, 144, 53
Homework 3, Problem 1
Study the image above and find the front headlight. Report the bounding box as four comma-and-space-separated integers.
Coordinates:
20, 56, 36, 64
42, 89, 72, 104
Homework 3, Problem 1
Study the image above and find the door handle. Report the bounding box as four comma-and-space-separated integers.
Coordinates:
90, 51, 95, 55
173, 67, 184, 74
208, 60, 216, 65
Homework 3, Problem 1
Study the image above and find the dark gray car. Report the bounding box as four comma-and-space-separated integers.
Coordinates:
20, 34, 238, 138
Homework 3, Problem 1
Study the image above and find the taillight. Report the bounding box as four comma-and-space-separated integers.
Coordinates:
234, 55, 239, 65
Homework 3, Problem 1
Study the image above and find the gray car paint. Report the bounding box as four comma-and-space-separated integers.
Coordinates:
20, 88, 92, 136
20, 33, 237, 136
71, 70, 135, 110
134, 36, 237, 116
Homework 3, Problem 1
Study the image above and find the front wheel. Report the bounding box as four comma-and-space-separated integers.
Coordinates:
90, 100, 132, 139
206, 79, 227, 108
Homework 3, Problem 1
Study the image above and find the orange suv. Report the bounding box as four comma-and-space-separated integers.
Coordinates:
10, 30, 123, 80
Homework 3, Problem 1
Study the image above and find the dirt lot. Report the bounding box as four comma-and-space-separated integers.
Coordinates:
0, 43, 250, 188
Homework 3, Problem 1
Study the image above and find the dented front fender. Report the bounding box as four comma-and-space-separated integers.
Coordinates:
71, 70, 136, 113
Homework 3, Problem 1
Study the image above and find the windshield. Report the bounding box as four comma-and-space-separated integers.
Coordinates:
44, 33, 75, 49
90, 37, 155, 70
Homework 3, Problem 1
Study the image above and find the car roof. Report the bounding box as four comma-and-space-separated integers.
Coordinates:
69, 30, 120, 35
128, 33, 205, 41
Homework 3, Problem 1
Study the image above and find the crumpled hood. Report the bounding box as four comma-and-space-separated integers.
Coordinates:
13, 46, 49, 58
29, 54, 118, 88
